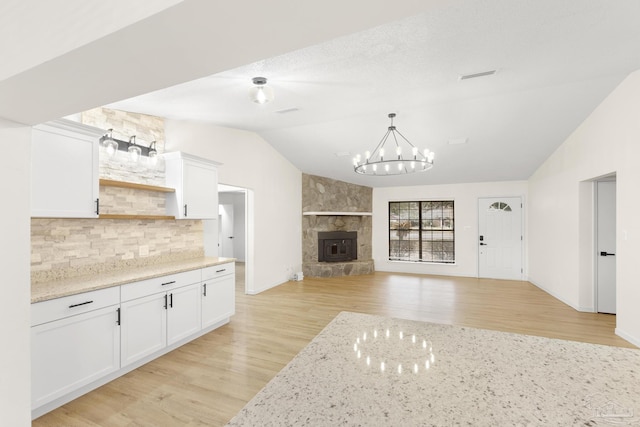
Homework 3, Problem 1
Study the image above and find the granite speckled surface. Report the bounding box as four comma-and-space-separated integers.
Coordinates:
227, 312, 640, 427
31, 256, 235, 303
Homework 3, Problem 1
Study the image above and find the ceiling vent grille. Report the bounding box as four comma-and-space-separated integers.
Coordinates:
459, 69, 498, 81
275, 107, 300, 114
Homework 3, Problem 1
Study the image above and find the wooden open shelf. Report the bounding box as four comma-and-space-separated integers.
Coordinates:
99, 179, 175, 193
99, 214, 176, 220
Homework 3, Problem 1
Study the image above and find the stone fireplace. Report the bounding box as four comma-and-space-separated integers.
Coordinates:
302, 174, 374, 278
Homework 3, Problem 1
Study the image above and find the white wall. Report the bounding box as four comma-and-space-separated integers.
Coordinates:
164, 120, 301, 294
528, 70, 640, 346
0, 121, 32, 425
373, 181, 528, 277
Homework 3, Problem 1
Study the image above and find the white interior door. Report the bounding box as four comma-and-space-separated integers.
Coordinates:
478, 197, 523, 280
596, 181, 616, 314
219, 204, 234, 258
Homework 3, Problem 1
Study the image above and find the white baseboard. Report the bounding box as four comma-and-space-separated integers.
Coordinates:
615, 328, 640, 348
247, 278, 285, 295
527, 278, 580, 311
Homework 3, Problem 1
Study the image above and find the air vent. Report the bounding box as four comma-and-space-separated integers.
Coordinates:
275, 107, 300, 114
447, 137, 468, 145
334, 151, 352, 157
459, 69, 498, 81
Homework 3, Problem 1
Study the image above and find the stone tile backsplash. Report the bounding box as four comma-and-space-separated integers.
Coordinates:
31, 218, 204, 283
99, 185, 167, 216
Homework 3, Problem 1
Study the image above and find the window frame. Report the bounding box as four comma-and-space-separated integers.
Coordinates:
388, 200, 455, 264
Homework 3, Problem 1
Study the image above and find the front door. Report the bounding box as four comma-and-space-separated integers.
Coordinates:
478, 197, 523, 280
596, 181, 616, 314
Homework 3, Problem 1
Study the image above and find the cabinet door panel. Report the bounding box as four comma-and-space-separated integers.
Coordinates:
202, 275, 235, 329
31, 305, 120, 408
167, 283, 202, 345
121, 293, 167, 367
183, 160, 218, 219
31, 124, 99, 218
165, 152, 219, 219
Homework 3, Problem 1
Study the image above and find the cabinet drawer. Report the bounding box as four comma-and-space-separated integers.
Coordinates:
121, 269, 201, 302
202, 262, 235, 280
32, 286, 120, 326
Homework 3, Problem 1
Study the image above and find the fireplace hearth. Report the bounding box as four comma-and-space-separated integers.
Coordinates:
318, 231, 357, 262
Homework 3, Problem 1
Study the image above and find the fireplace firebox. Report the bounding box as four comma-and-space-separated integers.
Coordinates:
318, 231, 357, 262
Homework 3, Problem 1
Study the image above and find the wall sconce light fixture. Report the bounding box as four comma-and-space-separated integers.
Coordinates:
100, 129, 158, 163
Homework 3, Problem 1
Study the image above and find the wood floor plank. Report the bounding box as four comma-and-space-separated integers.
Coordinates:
33, 265, 634, 426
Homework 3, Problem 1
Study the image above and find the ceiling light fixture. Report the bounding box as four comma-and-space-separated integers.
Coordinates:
353, 113, 434, 176
249, 76, 274, 104
100, 129, 158, 164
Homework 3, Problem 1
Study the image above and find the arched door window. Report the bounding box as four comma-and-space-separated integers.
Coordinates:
488, 201, 512, 212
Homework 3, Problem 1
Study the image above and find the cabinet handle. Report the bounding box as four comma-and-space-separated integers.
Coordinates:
164, 294, 168, 309
116, 307, 121, 325
69, 300, 93, 308
203, 283, 207, 297
161, 280, 176, 286
184, 204, 188, 217
95, 198, 100, 215
170, 293, 173, 308
216, 269, 226, 273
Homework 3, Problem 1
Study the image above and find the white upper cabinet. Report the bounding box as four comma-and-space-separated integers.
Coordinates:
164, 152, 220, 219
31, 119, 102, 218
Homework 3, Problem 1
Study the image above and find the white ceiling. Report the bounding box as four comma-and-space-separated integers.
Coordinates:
107, 0, 640, 187
3, 1, 640, 188
0, 0, 183, 81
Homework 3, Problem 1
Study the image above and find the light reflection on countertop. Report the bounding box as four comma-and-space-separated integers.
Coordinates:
353, 327, 435, 374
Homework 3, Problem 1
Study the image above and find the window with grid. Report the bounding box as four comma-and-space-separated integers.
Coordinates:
389, 201, 455, 263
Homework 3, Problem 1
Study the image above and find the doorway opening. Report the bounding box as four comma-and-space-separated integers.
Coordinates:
595, 175, 617, 314
578, 173, 617, 314
218, 184, 254, 295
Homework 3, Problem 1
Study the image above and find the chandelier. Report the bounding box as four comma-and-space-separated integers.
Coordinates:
353, 113, 434, 175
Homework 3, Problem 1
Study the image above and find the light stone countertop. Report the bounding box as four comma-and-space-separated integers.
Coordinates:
227, 311, 640, 426
31, 257, 235, 303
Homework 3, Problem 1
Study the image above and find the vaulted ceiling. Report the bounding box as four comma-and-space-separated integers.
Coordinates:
3, 1, 640, 187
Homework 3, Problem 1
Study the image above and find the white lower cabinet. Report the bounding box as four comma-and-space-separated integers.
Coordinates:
31, 305, 120, 409
32, 262, 234, 418
167, 282, 202, 345
121, 292, 167, 367
121, 281, 202, 367
202, 275, 235, 329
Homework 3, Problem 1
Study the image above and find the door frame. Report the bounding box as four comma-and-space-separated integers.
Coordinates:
593, 175, 617, 314
218, 184, 254, 295
477, 196, 524, 280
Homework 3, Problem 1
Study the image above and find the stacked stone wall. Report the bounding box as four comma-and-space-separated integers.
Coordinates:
302, 174, 374, 277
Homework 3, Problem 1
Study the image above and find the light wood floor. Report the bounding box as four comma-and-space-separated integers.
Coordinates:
34, 265, 634, 426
